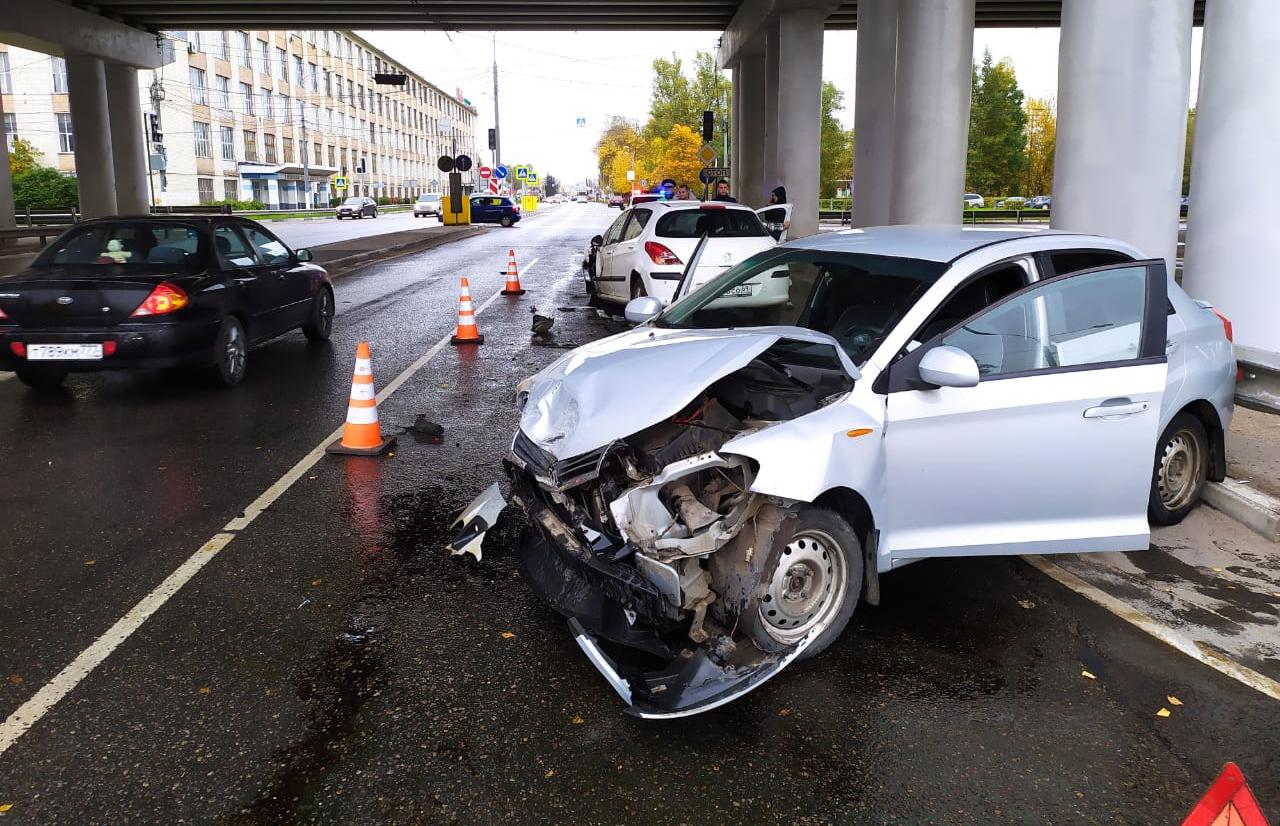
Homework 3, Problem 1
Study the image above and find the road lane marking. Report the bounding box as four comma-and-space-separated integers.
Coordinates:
1023, 554, 1280, 702
0, 259, 540, 757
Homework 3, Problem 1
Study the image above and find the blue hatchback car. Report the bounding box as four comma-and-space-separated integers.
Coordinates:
469, 195, 521, 227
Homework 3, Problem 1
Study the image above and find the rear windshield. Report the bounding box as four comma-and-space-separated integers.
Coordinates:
33, 222, 205, 270
342, 197, 364, 205
656, 208, 768, 239
417, 195, 438, 201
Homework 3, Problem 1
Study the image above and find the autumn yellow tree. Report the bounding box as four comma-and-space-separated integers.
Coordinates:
656, 124, 703, 190
1023, 96, 1056, 196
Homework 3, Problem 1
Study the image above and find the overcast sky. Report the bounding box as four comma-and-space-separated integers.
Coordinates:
363, 27, 1202, 187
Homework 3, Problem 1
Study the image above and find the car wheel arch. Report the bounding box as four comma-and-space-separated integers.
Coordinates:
1175, 399, 1227, 482
813, 486, 879, 606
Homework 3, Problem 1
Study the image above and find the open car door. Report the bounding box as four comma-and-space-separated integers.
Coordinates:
756, 204, 793, 242
880, 260, 1169, 563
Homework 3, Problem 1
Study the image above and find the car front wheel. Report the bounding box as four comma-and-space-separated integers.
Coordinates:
302, 285, 335, 342
213, 316, 248, 387
630, 275, 647, 300
1150, 413, 1210, 525
500, 215, 513, 228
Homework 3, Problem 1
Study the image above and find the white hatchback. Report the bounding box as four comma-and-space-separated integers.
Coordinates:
588, 202, 780, 306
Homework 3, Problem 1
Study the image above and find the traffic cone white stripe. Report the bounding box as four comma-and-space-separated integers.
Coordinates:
346, 405, 379, 425
349, 382, 376, 401
354, 360, 372, 376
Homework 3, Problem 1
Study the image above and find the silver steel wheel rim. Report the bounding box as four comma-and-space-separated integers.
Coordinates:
319, 290, 333, 332
760, 529, 847, 645
1158, 428, 1202, 511
224, 323, 245, 377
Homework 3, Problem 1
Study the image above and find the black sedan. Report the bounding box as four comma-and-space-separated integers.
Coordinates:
336, 196, 378, 219
0, 216, 334, 389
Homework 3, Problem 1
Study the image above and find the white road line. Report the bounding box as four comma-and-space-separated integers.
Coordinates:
1023, 554, 1280, 702
0, 263, 536, 757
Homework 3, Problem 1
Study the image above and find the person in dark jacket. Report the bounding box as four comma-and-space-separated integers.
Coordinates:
712, 179, 737, 203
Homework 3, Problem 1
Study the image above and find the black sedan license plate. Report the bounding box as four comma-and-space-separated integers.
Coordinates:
27, 343, 103, 361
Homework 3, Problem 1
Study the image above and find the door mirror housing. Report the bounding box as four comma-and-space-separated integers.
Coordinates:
624, 295, 665, 324
918, 345, 980, 388
590, 234, 604, 248
295, 248, 314, 263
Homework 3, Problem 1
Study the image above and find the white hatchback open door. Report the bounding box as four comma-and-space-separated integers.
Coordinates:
756, 204, 792, 242
879, 260, 1169, 562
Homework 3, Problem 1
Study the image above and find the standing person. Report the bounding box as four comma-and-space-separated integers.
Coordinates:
675, 183, 695, 201
760, 186, 792, 241
659, 178, 677, 199
712, 179, 737, 203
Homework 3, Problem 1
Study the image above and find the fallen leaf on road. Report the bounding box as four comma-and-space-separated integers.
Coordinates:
500, 631, 516, 639
84, 559, 95, 567
1081, 670, 1096, 680
545, 769, 555, 778
778, 707, 792, 717
1212, 567, 1223, 572
1017, 599, 1036, 609
570, 714, 584, 725
1156, 707, 1171, 718
8, 675, 21, 685
1167, 695, 1183, 706
311, 579, 323, 587
0, 803, 13, 813
199, 687, 211, 695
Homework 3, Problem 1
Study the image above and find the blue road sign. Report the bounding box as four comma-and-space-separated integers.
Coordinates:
495, 165, 509, 179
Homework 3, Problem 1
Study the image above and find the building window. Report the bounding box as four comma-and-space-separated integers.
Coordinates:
223, 179, 238, 201
241, 82, 254, 115
261, 89, 274, 120
237, 32, 250, 66
292, 54, 303, 88
313, 142, 322, 166
283, 136, 294, 163
0, 52, 11, 94
197, 177, 215, 204
51, 56, 68, 94
185, 31, 201, 52
213, 75, 230, 110
55, 112, 75, 152
244, 130, 258, 162
308, 63, 318, 92
189, 67, 207, 105
3, 113, 16, 144
327, 145, 336, 168
323, 69, 331, 98
219, 125, 235, 161
264, 133, 277, 164
280, 94, 291, 124
193, 121, 211, 157
256, 40, 270, 76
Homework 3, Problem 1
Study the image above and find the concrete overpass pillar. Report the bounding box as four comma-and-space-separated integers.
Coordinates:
735, 53, 767, 207
105, 63, 150, 214
1051, 0, 1193, 272
1182, 0, 1280, 373
851, 0, 898, 227
0, 91, 14, 231
762, 23, 780, 198
65, 55, 118, 217
730, 60, 741, 197
775, 7, 825, 237
889, 0, 974, 225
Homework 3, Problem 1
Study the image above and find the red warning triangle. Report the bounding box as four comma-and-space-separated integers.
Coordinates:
1182, 763, 1271, 826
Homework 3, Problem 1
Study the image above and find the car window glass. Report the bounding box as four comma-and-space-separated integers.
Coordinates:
39, 222, 202, 270
656, 208, 767, 238
214, 225, 258, 267
916, 262, 1029, 342
241, 225, 291, 265
602, 211, 629, 245
942, 265, 1147, 377
620, 213, 645, 241
631, 208, 652, 230
1049, 249, 1130, 275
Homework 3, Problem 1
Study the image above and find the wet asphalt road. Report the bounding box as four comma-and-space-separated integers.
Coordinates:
0, 203, 1276, 824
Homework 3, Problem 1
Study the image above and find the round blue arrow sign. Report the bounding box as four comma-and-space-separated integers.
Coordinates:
494, 165, 509, 179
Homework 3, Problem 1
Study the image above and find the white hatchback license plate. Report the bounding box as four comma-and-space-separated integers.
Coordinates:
726, 284, 753, 297
27, 343, 103, 361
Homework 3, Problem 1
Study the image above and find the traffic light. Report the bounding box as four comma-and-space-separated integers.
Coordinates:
488, 128, 496, 150
355, 156, 367, 174
702, 110, 714, 143
147, 113, 162, 144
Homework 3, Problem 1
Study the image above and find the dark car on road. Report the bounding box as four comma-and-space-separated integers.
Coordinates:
336, 196, 378, 219
468, 195, 521, 227
0, 216, 334, 389
608, 194, 625, 209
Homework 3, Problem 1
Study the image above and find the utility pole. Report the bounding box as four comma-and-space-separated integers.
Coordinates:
491, 33, 502, 170
299, 99, 311, 208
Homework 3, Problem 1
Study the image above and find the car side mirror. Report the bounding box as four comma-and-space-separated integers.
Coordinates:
918, 345, 980, 388
295, 248, 314, 263
590, 234, 604, 248
624, 295, 665, 324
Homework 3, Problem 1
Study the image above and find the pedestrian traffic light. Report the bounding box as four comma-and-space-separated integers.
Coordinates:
702, 110, 714, 143
488, 128, 496, 150
147, 113, 162, 144
355, 157, 367, 174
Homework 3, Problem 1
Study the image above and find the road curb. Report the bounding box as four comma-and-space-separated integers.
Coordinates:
318, 225, 489, 278
1202, 478, 1280, 542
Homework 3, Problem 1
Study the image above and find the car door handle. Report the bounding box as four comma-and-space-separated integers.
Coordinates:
1083, 399, 1149, 419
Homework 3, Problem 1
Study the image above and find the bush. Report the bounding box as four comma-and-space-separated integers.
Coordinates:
211, 199, 266, 211
12, 167, 78, 209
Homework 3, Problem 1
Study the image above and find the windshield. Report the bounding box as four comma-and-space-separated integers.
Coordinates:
417, 195, 438, 202
33, 222, 205, 271
655, 208, 767, 239
656, 250, 948, 363
342, 197, 364, 205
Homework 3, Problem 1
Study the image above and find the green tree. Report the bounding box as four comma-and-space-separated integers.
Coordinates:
966, 50, 1027, 197
820, 81, 855, 199
1023, 97, 1056, 196
544, 174, 560, 197
8, 137, 44, 178
13, 167, 79, 209
644, 52, 731, 162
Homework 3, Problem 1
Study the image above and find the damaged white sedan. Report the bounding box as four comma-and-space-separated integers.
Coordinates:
456, 226, 1235, 718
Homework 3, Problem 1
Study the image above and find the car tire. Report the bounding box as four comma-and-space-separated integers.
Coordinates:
500, 215, 513, 228
302, 285, 335, 342
336, 215, 344, 220
737, 505, 862, 662
630, 275, 647, 300
212, 316, 248, 388
16, 368, 68, 390
1149, 412, 1210, 525
354, 212, 362, 220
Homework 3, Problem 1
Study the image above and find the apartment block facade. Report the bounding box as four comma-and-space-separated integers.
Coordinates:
1, 30, 477, 208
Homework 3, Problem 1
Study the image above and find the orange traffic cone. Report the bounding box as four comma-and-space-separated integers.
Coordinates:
326, 341, 397, 456
450, 277, 485, 345
500, 248, 525, 295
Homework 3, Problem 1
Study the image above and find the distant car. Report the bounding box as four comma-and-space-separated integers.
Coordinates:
576, 194, 589, 204
0, 216, 333, 389
995, 197, 1026, 209
469, 195, 521, 227
336, 196, 378, 219
1026, 195, 1052, 209
963, 193, 985, 209
413, 194, 442, 218
608, 195, 625, 209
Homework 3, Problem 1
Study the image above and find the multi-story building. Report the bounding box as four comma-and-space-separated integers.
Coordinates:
1, 30, 477, 209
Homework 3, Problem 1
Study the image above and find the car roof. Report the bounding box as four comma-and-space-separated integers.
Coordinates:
782, 224, 1091, 263
639, 200, 755, 212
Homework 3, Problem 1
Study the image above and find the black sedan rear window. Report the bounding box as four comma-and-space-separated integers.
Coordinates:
34, 223, 204, 270
656, 208, 768, 239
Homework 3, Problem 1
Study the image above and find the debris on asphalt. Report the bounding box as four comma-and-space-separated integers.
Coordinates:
298, 598, 312, 609
570, 714, 584, 724
408, 415, 445, 444
1081, 670, 1096, 680
545, 769, 556, 778
1156, 707, 1172, 718
1017, 599, 1036, 609
778, 707, 792, 717
8, 675, 22, 685
500, 631, 516, 639
311, 578, 323, 587
84, 559, 95, 567
0, 803, 13, 814
531, 308, 554, 335
1168, 695, 1183, 706
199, 687, 211, 694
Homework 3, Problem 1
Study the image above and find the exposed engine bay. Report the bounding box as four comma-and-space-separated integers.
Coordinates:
501, 339, 856, 716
